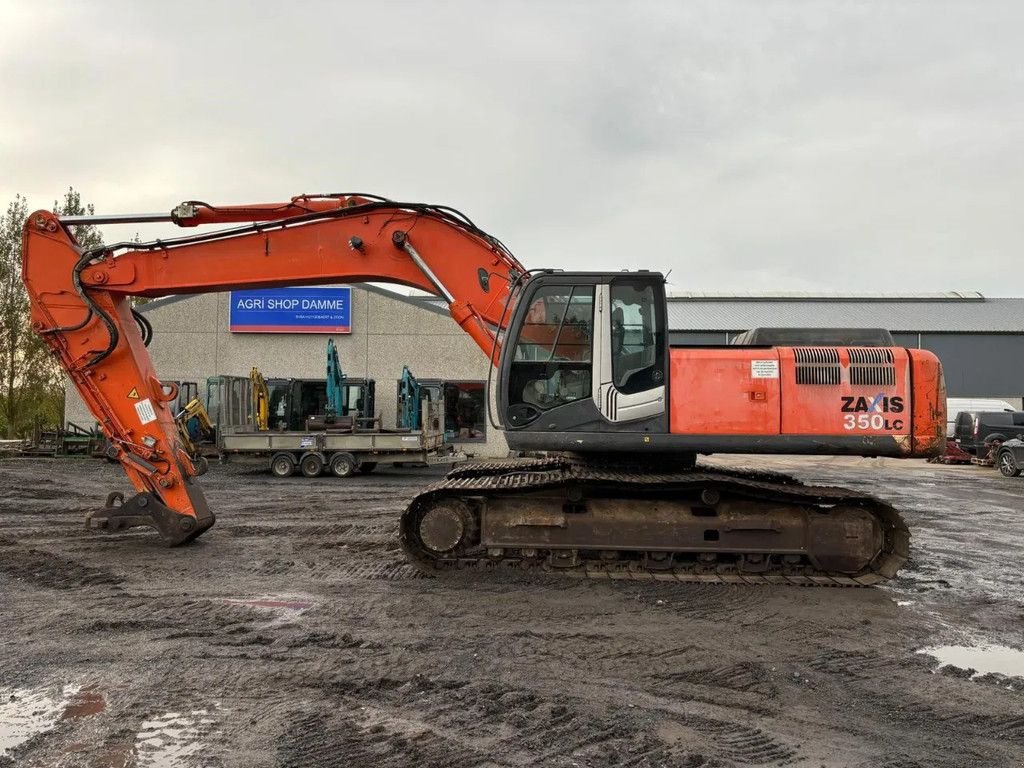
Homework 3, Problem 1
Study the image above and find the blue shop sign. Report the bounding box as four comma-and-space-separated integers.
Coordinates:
229, 287, 351, 333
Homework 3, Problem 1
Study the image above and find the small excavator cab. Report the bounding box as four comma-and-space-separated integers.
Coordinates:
498, 272, 668, 445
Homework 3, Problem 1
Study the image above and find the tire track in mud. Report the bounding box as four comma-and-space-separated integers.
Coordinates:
223, 522, 393, 540
651, 662, 780, 699
240, 558, 425, 581
276, 710, 493, 768
809, 648, 927, 678
623, 583, 767, 623
267, 670, 794, 768
799, 647, 1024, 764
0, 548, 123, 590
678, 717, 795, 765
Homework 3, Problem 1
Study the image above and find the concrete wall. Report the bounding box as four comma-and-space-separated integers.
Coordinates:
65, 286, 510, 458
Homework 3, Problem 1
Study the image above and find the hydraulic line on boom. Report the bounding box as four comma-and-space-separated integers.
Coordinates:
22, 193, 944, 584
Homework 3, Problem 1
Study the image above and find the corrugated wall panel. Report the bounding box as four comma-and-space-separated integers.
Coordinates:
918, 334, 1024, 397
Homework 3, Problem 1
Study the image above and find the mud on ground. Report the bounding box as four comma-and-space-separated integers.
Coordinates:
1, 455, 1022, 767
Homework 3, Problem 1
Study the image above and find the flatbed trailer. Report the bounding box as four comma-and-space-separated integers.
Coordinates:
210, 380, 464, 478
219, 425, 464, 478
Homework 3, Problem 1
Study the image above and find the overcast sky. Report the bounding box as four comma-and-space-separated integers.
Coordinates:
1, 1, 1020, 295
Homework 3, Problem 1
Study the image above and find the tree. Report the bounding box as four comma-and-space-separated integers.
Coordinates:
53, 187, 104, 250
0, 188, 104, 438
0, 195, 32, 438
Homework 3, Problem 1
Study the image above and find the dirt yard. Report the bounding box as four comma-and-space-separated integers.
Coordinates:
1, 455, 1022, 768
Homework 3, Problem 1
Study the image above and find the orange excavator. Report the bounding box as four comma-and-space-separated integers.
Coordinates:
22, 194, 945, 584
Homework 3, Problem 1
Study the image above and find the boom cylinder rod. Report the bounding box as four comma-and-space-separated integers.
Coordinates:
397, 234, 455, 303
60, 212, 175, 225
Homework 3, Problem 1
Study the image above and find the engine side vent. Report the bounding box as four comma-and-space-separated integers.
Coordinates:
794, 347, 841, 385
848, 347, 896, 386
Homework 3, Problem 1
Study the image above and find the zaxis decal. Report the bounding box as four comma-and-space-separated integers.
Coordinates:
840, 395, 904, 414
841, 394, 905, 431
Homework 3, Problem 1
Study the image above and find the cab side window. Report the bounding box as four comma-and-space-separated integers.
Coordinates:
610, 282, 664, 394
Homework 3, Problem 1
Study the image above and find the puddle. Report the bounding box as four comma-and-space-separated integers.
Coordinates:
0, 683, 82, 757
918, 644, 1024, 678
1, 683, 214, 765
135, 708, 216, 767
62, 685, 106, 719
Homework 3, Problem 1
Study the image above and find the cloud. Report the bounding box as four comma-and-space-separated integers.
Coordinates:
1, 0, 1021, 294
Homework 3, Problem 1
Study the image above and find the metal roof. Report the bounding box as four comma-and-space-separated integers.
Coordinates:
666, 296, 1024, 333
666, 291, 986, 302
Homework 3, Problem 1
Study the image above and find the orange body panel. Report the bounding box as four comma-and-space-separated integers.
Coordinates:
670, 346, 945, 457
777, 347, 910, 436
669, 348, 782, 435
908, 349, 946, 455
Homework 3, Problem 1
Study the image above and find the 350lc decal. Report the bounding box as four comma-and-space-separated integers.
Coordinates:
841, 394, 905, 431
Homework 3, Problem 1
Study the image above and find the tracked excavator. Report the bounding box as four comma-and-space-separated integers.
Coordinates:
22, 194, 945, 584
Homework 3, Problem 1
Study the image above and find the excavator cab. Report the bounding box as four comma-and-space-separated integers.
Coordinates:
499, 272, 668, 448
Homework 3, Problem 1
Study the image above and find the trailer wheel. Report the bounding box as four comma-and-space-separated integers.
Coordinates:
330, 452, 357, 478
300, 452, 325, 478
270, 453, 296, 478
358, 462, 378, 474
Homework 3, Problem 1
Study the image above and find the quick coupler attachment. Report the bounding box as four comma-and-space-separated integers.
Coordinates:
86, 491, 215, 545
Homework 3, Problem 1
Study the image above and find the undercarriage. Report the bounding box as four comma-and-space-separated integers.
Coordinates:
400, 457, 910, 585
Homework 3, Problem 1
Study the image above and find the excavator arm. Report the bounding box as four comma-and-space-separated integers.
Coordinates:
22, 196, 524, 543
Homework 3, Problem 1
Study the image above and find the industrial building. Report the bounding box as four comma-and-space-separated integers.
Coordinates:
65, 287, 1024, 458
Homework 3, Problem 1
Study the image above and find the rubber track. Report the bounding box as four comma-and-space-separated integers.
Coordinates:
399, 458, 910, 586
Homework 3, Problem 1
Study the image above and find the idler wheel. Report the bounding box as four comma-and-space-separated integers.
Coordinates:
418, 500, 475, 554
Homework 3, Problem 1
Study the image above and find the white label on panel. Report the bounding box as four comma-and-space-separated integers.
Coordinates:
751, 360, 780, 379
135, 398, 157, 425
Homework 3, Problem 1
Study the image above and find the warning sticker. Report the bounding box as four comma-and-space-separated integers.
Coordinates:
134, 398, 157, 425
751, 360, 780, 379
127, 387, 139, 399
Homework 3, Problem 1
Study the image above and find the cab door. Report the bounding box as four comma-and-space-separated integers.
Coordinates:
591, 278, 667, 423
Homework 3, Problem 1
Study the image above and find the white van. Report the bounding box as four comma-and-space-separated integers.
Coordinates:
946, 398, 1018, 437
